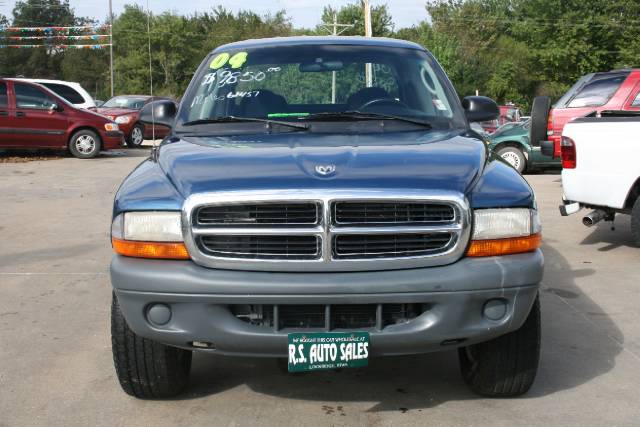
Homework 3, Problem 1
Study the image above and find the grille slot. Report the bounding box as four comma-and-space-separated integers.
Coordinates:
230, 304, 426, 330
333, 233, 453, 259
196, 203, 319, 226
333, 201, 455, 225
331, 304, 377, 329
199, 235, 320, 259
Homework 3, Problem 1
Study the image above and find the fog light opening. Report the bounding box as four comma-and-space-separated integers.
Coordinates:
146, 303, 172, 326
483, 298, 508, 321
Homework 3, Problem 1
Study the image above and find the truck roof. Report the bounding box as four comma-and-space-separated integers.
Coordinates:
213, 36, 425, 53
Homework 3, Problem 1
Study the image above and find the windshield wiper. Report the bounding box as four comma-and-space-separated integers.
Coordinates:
304, 111, 432, 128
182, 116, 309, 130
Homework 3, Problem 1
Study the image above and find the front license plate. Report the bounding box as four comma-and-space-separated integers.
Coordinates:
287, 332, 370, 372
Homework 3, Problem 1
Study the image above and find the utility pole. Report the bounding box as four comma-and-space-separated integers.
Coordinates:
146, 0, 155, 141
320, 13, 354, 104
108, 0, 114, 97
363, 0, 373, 87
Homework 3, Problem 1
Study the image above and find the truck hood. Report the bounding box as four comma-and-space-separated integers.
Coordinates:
157, 130, 486, 198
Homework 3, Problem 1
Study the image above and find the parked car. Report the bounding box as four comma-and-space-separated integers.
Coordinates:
109, 36, 543, 399
558, 110, 640, 245
13, 78, 96, 110
531, 69, 640, 157
96, 95, 172, 148
479, 104, 522, 133
488, 119, 560, 173
0, 78, 123, 158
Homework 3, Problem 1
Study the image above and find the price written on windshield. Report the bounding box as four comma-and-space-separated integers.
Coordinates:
201, 67, 281, 88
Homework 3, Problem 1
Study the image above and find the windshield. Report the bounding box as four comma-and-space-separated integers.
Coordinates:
177, 44, 466, 132
102, 96, 148, 110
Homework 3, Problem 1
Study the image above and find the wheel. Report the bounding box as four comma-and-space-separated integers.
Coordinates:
68, 129, 101, 159
498, 146, 527, 173
111, 294, 192, 398
126, 124, 145, 148
631, 197, 640, 247
458, 295, 541, 397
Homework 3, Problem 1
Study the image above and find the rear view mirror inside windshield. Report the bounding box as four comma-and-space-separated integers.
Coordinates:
299, 60, 344, 72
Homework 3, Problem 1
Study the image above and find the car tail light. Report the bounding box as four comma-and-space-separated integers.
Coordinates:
546, 111, 554, 137
561, 136, 576, 169
546, 110, 561, 158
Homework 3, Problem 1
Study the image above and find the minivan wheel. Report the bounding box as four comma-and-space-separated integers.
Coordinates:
126, 124, 145, 148
459, 295, 540, 397
68, 129, 101, 159
111, 294, 192, 398
631, 197, 640, 247
498, 146, 527, 173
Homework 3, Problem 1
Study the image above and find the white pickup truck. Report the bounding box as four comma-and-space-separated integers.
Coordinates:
558, 112, 640, 246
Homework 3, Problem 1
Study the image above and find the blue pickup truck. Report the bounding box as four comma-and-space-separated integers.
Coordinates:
110, 36, 543, 399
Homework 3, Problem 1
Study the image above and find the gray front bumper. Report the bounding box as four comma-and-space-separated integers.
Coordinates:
111, 250, 543, 357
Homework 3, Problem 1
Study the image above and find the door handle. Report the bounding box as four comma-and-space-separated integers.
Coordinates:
0, 111, 8, 117
16, 111, 25, 117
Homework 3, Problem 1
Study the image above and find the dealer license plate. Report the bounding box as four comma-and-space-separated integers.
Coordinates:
287, 332, 370, 372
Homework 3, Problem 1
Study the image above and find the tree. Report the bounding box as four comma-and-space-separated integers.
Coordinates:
319, 1, 394, 37
3, 0, 76, 78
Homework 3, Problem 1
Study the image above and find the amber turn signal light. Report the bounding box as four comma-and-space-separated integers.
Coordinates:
466, 233, 541, 257
112, 238, 190, 260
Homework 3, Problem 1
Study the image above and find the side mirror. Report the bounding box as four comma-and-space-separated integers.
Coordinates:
462, 96, 499, 123
540, 140, 554, 157
49, 103, 63, 112
140, 100, 177, 128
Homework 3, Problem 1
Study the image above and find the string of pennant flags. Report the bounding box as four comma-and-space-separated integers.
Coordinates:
0, 44, 111, 49
0, 24, 111, 33
1, 35, 110, 40
0, 24, 111, 49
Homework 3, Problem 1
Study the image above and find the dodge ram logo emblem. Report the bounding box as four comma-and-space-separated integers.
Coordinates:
314, 164, 336, 176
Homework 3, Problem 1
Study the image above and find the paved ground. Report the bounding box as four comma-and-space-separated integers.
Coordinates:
1, 149, 639, 426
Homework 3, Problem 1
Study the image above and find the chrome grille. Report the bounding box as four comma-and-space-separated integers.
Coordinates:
333, 202, 455, 225
183, 190, 470, 272
199, 235, 320, 260
196, 203, 319, 226
333, 232, 454, 259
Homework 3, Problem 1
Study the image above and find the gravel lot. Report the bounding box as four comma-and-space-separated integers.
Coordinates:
1, 149, 639, 426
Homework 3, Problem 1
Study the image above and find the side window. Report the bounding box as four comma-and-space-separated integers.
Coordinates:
0, 82, 7, 108
42, 83, 84, 104
567, 75, 627, 108
15, 83, 56, 110
631, 92, 640, 107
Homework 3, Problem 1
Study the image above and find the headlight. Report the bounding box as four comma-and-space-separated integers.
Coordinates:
467, 208, 541, 257
111, 212, 189, 259
104, 123, 119, 132
115, 115, 131, 124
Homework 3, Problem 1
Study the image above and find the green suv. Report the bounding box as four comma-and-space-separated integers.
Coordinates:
488, 119, 560, 173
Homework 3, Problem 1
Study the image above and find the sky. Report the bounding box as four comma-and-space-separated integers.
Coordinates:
0, 0, 429, 29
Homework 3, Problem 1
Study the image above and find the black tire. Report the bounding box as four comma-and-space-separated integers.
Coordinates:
530, 96, 551, 147
459, 295, 541, 397
111, 294, 192, 399
497, 146, 527, 173
68, 129, 101, 159
126, 123, 145, 148
631, 197, 640, 247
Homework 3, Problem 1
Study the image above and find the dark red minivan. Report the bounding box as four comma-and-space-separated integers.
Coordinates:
0, 78, 124, 158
